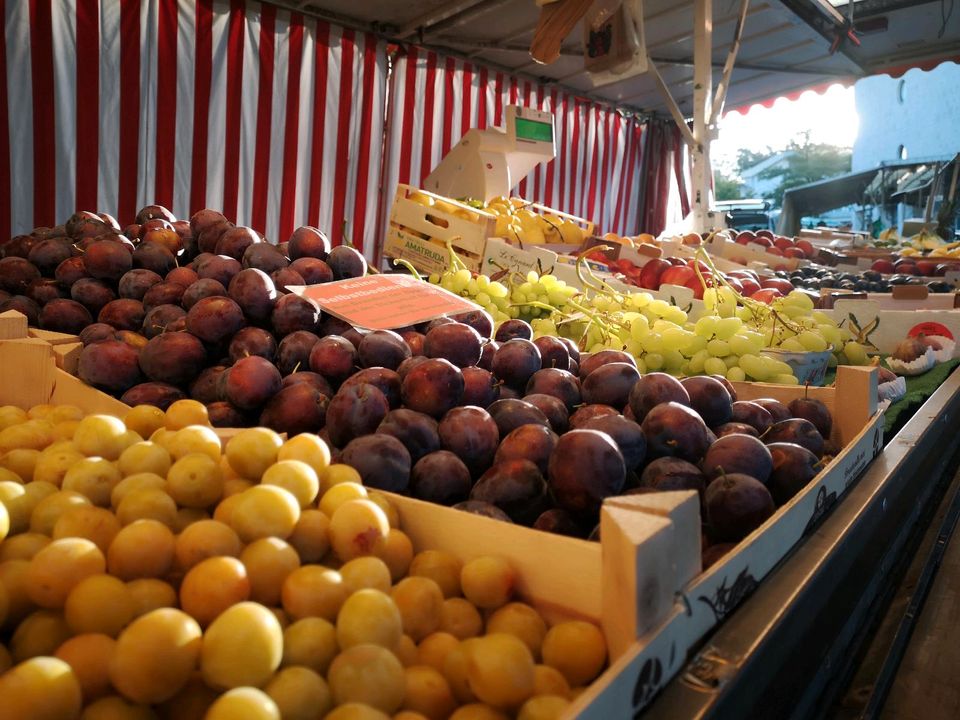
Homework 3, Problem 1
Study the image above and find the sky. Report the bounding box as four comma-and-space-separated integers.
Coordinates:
712, 83, 859, 175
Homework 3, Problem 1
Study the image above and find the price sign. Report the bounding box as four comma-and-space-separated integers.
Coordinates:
291, 274, 481, 331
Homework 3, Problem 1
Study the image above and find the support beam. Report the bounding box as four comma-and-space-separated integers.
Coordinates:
646, 59, 698, 149
710, 0, 751, 123
689, 0, 715, 232
417, 0, 517, 40
394, 0, 488, 39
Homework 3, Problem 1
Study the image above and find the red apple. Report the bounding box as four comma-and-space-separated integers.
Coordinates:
728, 269, 759, 280
660, 265, 696, 287
756, 230, 774, 240
784, 248, 806, 259
751, 236, 773, 248
736, 230, 756, 245
915, 261, 938, 276
761, 278, 794, 294
665, 256, 688, 267
638, 259, 671, 290
686, 259, 711, 273
766, 246, 785, 257
751, 288, 783, 304
725, 277, 744, 293
796, 240, 816, 259
739, 278, 761, 296
774, 237, 794, 251
684, 273, 713, 300
871, 259, 895, 274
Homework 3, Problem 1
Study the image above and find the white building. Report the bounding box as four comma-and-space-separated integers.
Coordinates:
739, 151, 795, 198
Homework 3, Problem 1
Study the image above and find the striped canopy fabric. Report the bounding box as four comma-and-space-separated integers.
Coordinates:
1, 0, 669, 262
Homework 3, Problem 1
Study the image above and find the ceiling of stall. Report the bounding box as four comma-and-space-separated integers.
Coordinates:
293, 0, 960, 116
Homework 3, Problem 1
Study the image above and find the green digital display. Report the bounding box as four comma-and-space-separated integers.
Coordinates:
514, 117, 553, 143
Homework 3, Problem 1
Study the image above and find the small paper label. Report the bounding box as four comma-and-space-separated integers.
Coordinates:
291, 275, 480, 331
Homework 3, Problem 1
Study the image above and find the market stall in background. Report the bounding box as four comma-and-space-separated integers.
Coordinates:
0, 0, 959, 718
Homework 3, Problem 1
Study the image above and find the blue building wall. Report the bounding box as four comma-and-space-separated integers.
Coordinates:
853, 62, 960, 171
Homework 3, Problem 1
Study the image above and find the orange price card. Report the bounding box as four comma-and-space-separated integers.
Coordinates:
291, 274, 481, 331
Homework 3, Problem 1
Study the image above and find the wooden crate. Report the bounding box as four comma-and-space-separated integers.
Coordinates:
510, 196, 596, 238
384, 184, 497, 274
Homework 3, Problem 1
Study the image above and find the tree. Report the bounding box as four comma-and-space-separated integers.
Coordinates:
758, 135, 851, 206
714, 172, 742, 201
736, 148, 773, 174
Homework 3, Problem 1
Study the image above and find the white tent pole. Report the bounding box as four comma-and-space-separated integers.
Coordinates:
690, 0, 715, 233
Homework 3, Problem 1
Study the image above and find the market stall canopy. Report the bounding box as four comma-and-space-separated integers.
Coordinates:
292, 0, 960, 116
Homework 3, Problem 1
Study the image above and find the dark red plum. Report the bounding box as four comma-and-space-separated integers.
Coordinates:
186, 296, 245, 343
277, 331, 320, 375
642, 402, 712, 463
272, 294, 320, 336
582, 362, 640, 409
628, 372, 691, 421
326, 245, 367, 280
452, 501, 513, 522
525, 368, 581, 411
141, 283, 185, 311
83, 240, 132, 281
377, 409, 441, 463
494, 319, 533, 342
558, 337, 580, 364
26, 279, 65, 305
288, 226, 330, 260
578, 350, 635, 380
228, 327, 278, 364
400, 359, 464, 419
424, 323, 482, 368
548, 429, 626, 516
533, 509, 581, 537
224, 355, 282, 410
787, 397, 833, 439
135, 204, 176, 224
119, 269, 163, 300
322, 316, 354, 337
182, 279, 227, 309
1, 234, 36, 258
138, 332, 207, 386
38, 299, 92, 334
640, 457, 706, 496
197, 255, 242, 287
752, 398, 791, 424
681, 376, 733, 428
702, 434, 773, 484
228, 268, 278, 323
494, 424, 559, 475
189, 366, 228, 404
259, 383, 329, 435
492, 339, 541, 390
243, 243, 289, 273
132, 242, 176, 276
79, 323, 117, 346
78, 340, 142, 394
449, 309, 493, 339
120, 382, 186, 410
340, 368, 402, 408
280, 371, 333, 397
117, 331, 149, 352
55, 256, 89, 287
410, 451, 472, 506
702, 543, 736, 570
711, 375, 738, 402
477, 340, 499, 371
0, 257, 41, 294
341, 328, 368, 352
705, 473, 775, 542
358, 330, 411, 370
583, 415, 646, 472
487, 399, 550, 438
0, 296, 39, 326
215, 226, 260, 260
569, 404, 619, 429
142, 304, 186, 339
397, 356, 430, 382
165, 267, 199, 287
461, 366, 500, 408
196, 221, 232, 254
713, 422, 759, 438
208, 402, 247, 428
271, 268, 305, 293
98, 299, 145, 331
532, 336, 570, 371
470, 460, 549, 524
309, 335, 357, 385
730, 401, 773, 435
289, 258, 333, 285
70, 278, 117, 315
340, 434, 410, 492
764, 418, 825, 457
767, 442, 820, 505
326, 383, 390, 447
522, 393, 568, 433
190, 209, 228, 239
28, 238, 73, 275
398, 330, 425, 357
438, 406, 500, 477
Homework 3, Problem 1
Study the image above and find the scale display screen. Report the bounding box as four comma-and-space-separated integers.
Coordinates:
514, 117, 553, 143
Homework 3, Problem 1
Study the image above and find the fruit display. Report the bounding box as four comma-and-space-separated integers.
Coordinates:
0, 400, 609, 718
480, 197, 589, 247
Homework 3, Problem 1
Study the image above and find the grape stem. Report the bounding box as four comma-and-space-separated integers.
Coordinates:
392, 258, 424, 282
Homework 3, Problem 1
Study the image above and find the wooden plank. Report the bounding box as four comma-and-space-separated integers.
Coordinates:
0, 339, 57, 408
0, 310, 29, 340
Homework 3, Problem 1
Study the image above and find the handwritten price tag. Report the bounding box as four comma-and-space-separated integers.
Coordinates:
290, 275, 481, 331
